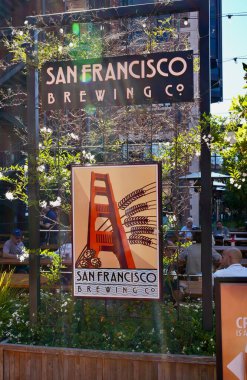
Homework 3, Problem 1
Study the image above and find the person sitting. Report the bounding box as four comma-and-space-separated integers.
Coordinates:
213, 247, 247, 280
2, 229, 26, 258
179, 217, 197, 241
213, 220, 230, 244
2, 229, 28, 273
178, 230, 222, 277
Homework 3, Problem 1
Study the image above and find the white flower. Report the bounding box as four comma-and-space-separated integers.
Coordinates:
40, 200, 47, 208
234, 183, 238, 188
19, 252, 29, 262
5, 191, 14, 200
238, 185, 242, 189
0, 172, 3, 178
40, 127, 52, 133
243, 173, 247, 177
24, 165, 28, 173
58, 46, 63, 53
69, 42, 73, 48
70, 133, 79, 140
59, 28, 64, 34
37, 165, 45, 172
230, 178, 234, 184
19, 30, 23, 36
24, 20, 28, 25
50, 196, 61, 207
242, 178, 246, 182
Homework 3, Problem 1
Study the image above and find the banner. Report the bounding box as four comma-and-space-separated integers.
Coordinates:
42, 51, 193, 110
215, 279, 247, 380
72, 163, 162, 300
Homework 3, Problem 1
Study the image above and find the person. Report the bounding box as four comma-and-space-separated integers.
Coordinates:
179, 217, 197, 241
2, 229, 26, 258
213, 220, 230, 239
40, 206, 58, 245
179, 230, 222, 276
213, 247, 247, 280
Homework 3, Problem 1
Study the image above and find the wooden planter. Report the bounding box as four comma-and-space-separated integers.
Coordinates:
0, 343, 216, 380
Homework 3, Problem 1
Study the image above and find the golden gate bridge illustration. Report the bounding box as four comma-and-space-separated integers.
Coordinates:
75, 171, 157, 270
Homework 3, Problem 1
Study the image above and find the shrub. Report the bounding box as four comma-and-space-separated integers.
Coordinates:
1, 289, 215, 356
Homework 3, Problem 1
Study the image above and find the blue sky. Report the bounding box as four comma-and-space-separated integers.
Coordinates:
211, 0, 247, 116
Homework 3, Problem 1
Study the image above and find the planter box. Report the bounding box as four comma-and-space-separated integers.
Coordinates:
0, 343, 216, 380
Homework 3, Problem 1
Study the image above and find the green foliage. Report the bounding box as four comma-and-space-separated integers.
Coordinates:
0, 127, 95, 216
0, 270, 21, 341
3, 23, 103, 69
40, 250, 65, 286
1, 291, 215, 355
207, 94, 247, 192
197, 82, 247, 220
154, 126, 200, 181
144, 17, 189, 52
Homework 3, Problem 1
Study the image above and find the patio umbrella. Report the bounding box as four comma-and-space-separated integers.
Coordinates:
179, 171, 230, 180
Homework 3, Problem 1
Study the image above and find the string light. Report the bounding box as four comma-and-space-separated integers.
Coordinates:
183, 17, 189, 26
223, 55, 247, 63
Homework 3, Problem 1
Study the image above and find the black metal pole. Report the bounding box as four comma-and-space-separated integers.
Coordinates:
199, 0, 213, 331
27, 30, 40, 324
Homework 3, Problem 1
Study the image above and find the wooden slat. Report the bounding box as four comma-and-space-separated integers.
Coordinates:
0, 344, 216, 380
0, 258, 72, 266
0, 347, 3, 380
179, 280, 202, 297
0, 274, 49, 289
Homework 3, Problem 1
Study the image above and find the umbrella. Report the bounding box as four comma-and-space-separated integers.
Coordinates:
179, 171, 230, 180
212, 181, 226, 187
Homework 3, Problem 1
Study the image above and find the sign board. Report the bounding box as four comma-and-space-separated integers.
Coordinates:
42, 51, 193, 110
215, 278, 247, 380
72, 163, 162, 300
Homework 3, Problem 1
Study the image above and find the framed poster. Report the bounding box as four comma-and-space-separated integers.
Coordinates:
71, 162, 162, 300
215, 278, 247, 380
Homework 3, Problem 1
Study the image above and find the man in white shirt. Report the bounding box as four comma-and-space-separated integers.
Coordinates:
213, 247, 247, 281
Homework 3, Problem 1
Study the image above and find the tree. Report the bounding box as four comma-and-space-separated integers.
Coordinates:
201, 67, 247, 222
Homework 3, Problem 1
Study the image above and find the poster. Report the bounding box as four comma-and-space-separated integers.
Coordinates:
72, 163, 162, 300
215, 279, 247, 380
